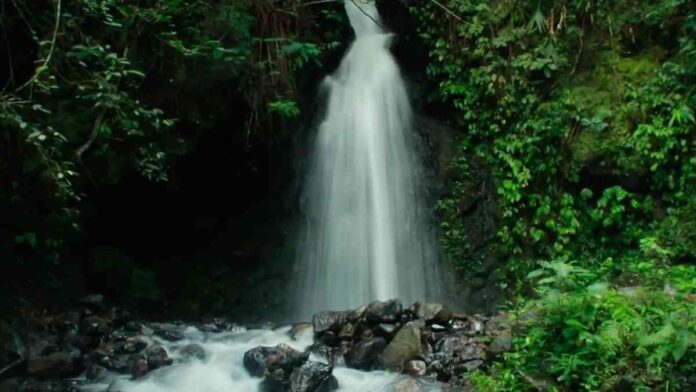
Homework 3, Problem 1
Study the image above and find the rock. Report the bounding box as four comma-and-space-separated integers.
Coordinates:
391, 377, 426, 392
129, 357, 149, 378
124, 321, 142, 333
375, 323, 397, 337
459, 359, 484, 372
289, 362, 339, 392
26, 351, 79, 377
365, 300, 403, 323
243, 344, 309, 378
146, 346, 172, 369
78, 294, 105, 312
338, 323, 355, 340
404, 360, 427, 377
154, 326, 184, 342
414, 303, 452, 324
179, 343, 206, 360
81, 316, 110, 337
379, 321, 424, 371
317, 331, 338, 346
345, 337, 387, 370
96, 353, 128, 373
312, 311, 349, 334
116, 338, 148, 355
488, 333, 512, 354
85, 363, 107, 380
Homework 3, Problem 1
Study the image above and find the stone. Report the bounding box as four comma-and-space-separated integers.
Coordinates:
129, 357, 149, 378
414, 303, 452, 324
338, 323, 355, 340
459, 359, 484, 372
289, 362, 339, 392
96, 353, 128, 373
375, 323, 397, 337
81, 316, 110, 337
154, 328, 184, 342
488, 333, 512, 354
86, 363, 107, 381
379, 321, 424, 371
243, 344, 309, 379
365, 299, 403, 323
146, 345, 173, 369
116, 338, 148, 355
179, 343, 206, 360
312, 311, 350, 334
404, 360, 427, 377
345, 337, 387, 370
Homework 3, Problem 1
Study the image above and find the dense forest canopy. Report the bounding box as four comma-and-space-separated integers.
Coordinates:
1, 0, 695, 390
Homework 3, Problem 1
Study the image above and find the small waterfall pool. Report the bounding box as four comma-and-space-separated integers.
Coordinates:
80, 325, 439, 392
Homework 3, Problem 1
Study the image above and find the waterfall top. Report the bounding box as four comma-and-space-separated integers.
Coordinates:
345, 1, 382, 36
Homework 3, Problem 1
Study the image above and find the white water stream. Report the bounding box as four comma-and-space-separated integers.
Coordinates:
81, 326, 421, 392
294, 0, 440, 317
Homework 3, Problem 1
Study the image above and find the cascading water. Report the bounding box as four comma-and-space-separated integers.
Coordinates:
295, 1, 440, 316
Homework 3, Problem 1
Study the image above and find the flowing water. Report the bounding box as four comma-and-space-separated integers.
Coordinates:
81, 326, 416, 392
81, 3, 444, 391
294, 0, 440, 318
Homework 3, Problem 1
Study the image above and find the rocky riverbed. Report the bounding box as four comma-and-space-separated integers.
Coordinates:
0, 298, 512, 391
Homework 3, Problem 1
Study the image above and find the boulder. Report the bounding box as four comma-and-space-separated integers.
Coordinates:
365, 300, 402, 323
413, 303, 452, 324
146, 345, 172, 369
488, 333, 512, 355
289, 323, 313, 341
289, 362, 339, 392
179, 343, 206, 360
116, 338, 147, 355
345, 337, 387, 370
404, 360, 427, 377
243, 344, 309, 378
312, 311, 350, 334
379, 321, 424, 371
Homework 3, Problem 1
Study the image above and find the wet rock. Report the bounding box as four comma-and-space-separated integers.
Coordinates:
380, 321, 424, 371
338, 323, 355, 340
404, 360, 427, 377
308, 344, 346, 367
124, 321, 142, 333
16, 380, 81, 392
243, 344, 309, 378
153, 325, 184, 342
459, 359, 484, 372
488, 333, 512, 355
345, 337, 387, 370
96, 353, 128, 373
414, 303, 452, 324
312, 311, 349, 334
85, 363, 107, 381
365, 299, 402, 323
116, 338, 148, 355
129, 356, 149, 379
179, 343, 206, 360
81, 316, 110, 337
289, 362, 339, 392
146, 345, 173, 369
375, 323, 397, 337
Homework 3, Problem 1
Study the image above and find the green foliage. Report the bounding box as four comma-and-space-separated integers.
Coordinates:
0, 0, 341, 288
473, 263, 696, 391
412, 0, 695, 284
413, 0, 696, 388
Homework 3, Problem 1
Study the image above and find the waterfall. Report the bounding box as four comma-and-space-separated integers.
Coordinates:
294, 1, 440, 317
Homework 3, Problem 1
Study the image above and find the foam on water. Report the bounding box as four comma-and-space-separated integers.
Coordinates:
80, 326, 423, 392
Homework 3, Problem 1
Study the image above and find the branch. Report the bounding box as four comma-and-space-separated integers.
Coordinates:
349, 0, 384, 31
15, 0, 61, 93
428, 0, 463, 22
74, 109, 106, 164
